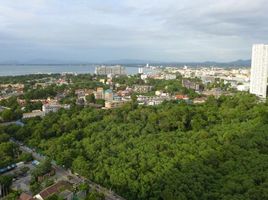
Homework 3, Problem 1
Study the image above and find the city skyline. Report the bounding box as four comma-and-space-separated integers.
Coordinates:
0, 0, 268, 63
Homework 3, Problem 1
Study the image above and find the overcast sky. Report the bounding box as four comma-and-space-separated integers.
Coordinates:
0, 0, 267, 63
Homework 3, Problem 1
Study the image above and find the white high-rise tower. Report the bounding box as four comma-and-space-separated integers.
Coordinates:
250, 44, 268, 98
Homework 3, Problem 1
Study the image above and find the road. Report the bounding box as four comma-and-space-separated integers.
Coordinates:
0, 120, 24, 127
10, 138, 126, 200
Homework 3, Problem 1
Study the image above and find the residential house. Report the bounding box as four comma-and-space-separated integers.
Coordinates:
34, 181, 71, 200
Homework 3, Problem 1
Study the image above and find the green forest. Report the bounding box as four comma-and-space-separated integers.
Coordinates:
1, 93, 268, 200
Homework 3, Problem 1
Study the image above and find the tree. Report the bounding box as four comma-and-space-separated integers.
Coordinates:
95, 99, 105, 107
19, 152, 33, 162
72, 156, 90, 177
2, 191, 20, 200
86, 94, 96, 104
1, 109, 14, 122
46, 194, 64, 200
86, 190, 105, 200
31, 158, 52, 179
5, 92, 268, 200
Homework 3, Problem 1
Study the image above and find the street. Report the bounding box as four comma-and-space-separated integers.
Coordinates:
10, 138, 126, 200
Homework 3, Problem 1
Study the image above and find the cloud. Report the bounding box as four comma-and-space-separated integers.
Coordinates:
0, 0, 267, 62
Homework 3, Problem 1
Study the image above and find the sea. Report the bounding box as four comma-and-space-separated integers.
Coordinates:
0, 64, 142, 76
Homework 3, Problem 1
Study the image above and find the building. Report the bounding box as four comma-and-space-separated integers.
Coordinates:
99, 79, 106, 84
165, 74, 176, 80
0, 106, 10, 112
250, 44, 268, 98
95, 65, 126, 75
138, 67, 144, 74
193, 97, 207, 104
94, 87, 104, 99
202, 88, 223, 98
19, 193, 34, 200
182, 79, 202, 91
104, 89, 114, 101
105, 100, 128, 109
137, 95, 175, 106
237, 84, 250, 92
140, 74, 148, 80
42, 103, 70, 114
59, 190, 74, 200
34, 181, 71, 200
133, 85, 153, 93
23, 110, 45, 119
175, 95, 189, 100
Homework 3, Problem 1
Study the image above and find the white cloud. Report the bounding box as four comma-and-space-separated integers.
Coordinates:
0, 0, 267, 62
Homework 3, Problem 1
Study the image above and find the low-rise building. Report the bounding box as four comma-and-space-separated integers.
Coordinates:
23, 110, 45, 119
202, 88, 224, 98
193, 97, 207, 104
19, 193, 34, 200
0, 106, 10, 112
165, 74, 177, 80
94, 87, 104, 99
42, 103, 70, 114
137, 95, 176, 106
140, 74, 148, 80
104, 89, 114, 101
34, 181, 71, 200
175, 95, 189, 100
237, 84, 250, 91
182, 79, 202, 91
105, 100, 129, 109
133, 85, 153, 93
59, 190, 74, 200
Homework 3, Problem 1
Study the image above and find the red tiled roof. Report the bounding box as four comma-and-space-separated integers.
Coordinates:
38, 181, 70, 199
175, 95, 188, 99
19, 193, 34, 200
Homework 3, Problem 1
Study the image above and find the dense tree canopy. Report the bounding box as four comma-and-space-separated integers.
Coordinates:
3, 93, 268, 200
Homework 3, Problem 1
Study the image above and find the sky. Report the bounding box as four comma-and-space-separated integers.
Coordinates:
0, 0, 267, 63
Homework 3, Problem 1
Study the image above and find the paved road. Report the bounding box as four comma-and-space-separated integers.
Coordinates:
0, 120, 24, 126
10, 138, 126, 200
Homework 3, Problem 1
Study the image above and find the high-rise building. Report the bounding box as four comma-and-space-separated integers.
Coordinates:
250, 44, 268, 98
95, 65, 126, 75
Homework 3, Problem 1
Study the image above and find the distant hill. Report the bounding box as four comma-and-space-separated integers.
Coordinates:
180, 59, 251, 67
102, 59, 153, 65
102, 59, 251, 67
0, 59, 251, 67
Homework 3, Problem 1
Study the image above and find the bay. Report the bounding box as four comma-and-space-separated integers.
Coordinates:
0, 64, 140, 76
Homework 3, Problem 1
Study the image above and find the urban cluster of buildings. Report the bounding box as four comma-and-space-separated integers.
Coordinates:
140, 73, 177, 81
165, 66, 250, 92
137, 91, 189, 106
3, 44, 268, 121
75, 86, 132, 109
18, 181, 77, 200
0, 84, 24, 100
22, 99, 70, 119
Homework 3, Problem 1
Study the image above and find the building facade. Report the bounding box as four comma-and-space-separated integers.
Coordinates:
250, 44, 268, 98
95, 65, 126, 75
104, 89, 114, 101
94, 87, 104, 99
133, 85, 153, 93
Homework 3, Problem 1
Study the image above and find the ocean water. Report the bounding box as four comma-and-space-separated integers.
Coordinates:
0, 65, 140, 76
